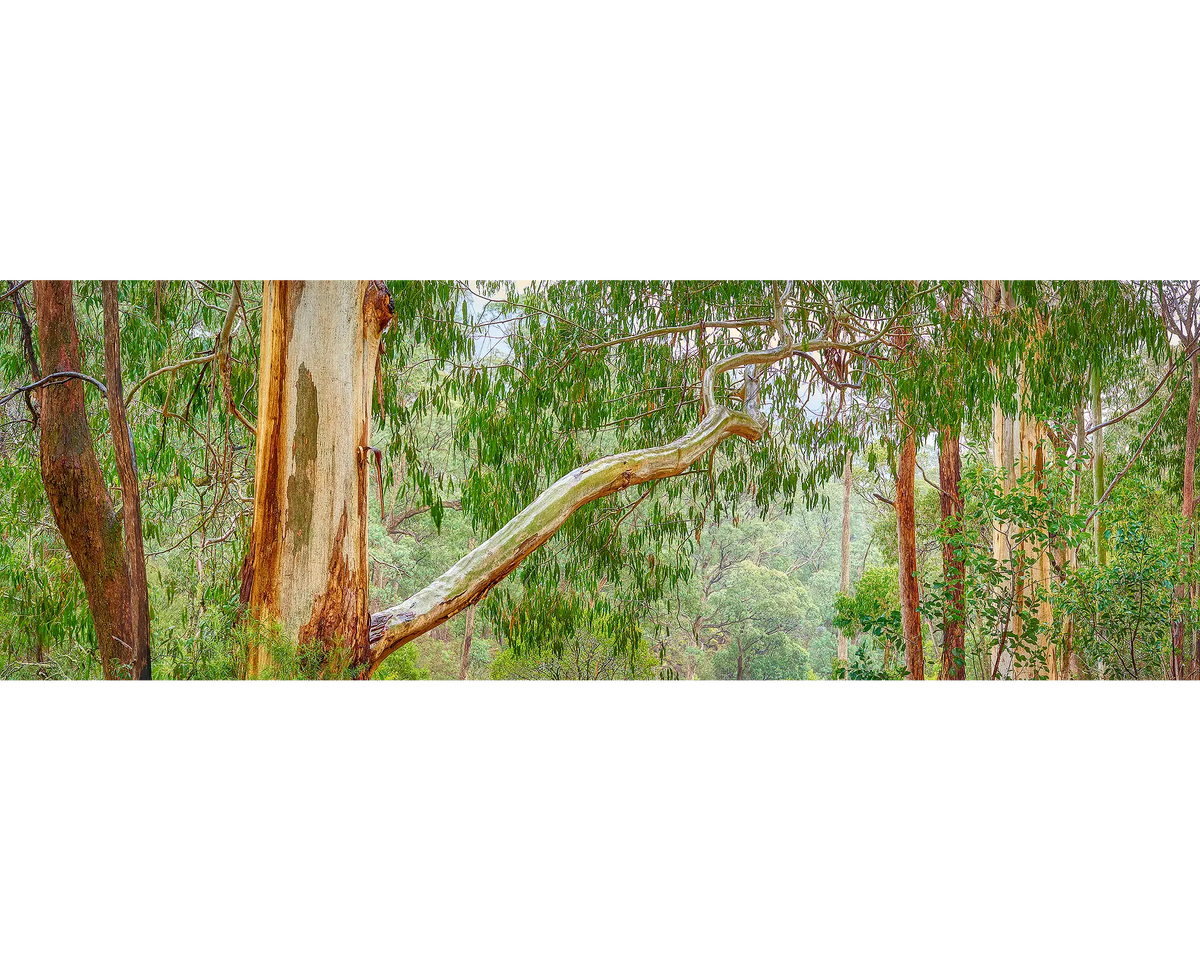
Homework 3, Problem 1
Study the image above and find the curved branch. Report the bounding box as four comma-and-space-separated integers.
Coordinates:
0, 370, 107, 405
367, 402, 764, 670
125, 352, 214, 405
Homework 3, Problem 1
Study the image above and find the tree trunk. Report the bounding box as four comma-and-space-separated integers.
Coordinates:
240, 281, 393, 676
34, 281, 140, 680
897, 426, 923, 680
457, 537, 478, 680
101, 282, 151, 679
1171, 352, 1198, 679
1094, 360, 1108, 681
937, 424, 965, 680
838, 450, 853, 677
1092, 362, 1106, 566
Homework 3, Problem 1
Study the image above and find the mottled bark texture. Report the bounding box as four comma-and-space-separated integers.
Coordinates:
34, 281, 141, 679
240, 281, 393, 676
102, 281, 152, 679
937, 425, 965, 680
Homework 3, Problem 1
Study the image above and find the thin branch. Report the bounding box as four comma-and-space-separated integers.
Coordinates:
1, 370, 107, 405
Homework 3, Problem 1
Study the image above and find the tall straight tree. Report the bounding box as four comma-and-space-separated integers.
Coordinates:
240, 281, 394, 675
937, 423, 965, 679
838, 450, 853, 678
1158, 282, 1199, 679
893, 318, 923, 680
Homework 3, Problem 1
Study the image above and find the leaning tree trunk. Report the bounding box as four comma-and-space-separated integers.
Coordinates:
937, 423, 965, 680
240, 281, 394, 676
34, 281, 141, 680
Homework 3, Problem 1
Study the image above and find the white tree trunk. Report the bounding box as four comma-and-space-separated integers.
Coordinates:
241, 281, 392, 674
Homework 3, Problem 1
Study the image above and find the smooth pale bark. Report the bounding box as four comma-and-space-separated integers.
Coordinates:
34, 281, 140, 679
369, 402, 766, 670
368, 300, 798, 672
241, 281, 393, 675
838, 450, 853, 676
1016, 401, 1055, 680
101, 282, 151, 679
937, 424, 965, 680
984, 286, 1055, 679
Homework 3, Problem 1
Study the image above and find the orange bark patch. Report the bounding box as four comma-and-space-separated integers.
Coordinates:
363, 281, 394, 339
298, 509, 369, 670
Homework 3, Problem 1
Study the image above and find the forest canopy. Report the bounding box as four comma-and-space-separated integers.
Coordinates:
1, 279, 1197, 681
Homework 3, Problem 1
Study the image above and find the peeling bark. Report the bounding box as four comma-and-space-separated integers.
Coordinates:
241, 281, 393, 675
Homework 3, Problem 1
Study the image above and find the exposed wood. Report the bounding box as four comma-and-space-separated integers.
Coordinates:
241, 281, 393, 675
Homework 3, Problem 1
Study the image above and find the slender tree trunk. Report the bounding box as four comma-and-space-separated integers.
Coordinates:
838, 450, 853, 677
937, 424, 965, 680
1092, 362, 1106, 566
1171, 352, 1198, 679
897, 426, 923, 680
34, 281, 139, 679
1088, 363, 1108, 678
101, 282, 151, 679
458, 605, 476, 680
240, 281, 393, 676
457, 537, 478, 679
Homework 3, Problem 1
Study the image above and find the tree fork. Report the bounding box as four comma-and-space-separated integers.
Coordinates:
34, 281, 140, 679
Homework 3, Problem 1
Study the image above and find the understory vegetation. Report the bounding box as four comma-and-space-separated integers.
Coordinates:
2, 280, 1198, 680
